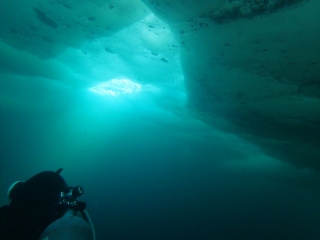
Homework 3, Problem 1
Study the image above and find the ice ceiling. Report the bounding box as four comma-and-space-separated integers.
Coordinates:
0, 0, 319, 170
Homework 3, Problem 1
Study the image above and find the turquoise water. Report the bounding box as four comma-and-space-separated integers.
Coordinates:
1, 1, 320, 239
2, 93, 320, 239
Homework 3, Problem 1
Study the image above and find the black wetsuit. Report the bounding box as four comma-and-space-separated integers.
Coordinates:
0, 170, 69, 240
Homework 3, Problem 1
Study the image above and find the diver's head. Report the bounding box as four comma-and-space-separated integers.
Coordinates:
7, 181, 24, 202
7, 169, 68, 206
2, 168, 95, 240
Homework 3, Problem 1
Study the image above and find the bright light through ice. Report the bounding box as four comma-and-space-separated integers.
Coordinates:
89, 78, 141, 96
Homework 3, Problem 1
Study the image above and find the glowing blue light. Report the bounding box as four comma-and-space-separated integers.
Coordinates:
89, 78, 141, 96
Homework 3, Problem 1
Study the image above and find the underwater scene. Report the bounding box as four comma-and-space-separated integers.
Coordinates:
0, 0, 320, 239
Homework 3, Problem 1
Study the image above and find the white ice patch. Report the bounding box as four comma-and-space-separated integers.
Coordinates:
89, 78, 141, 96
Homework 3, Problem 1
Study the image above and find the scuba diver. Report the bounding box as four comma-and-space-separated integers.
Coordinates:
0, 168, 96, 240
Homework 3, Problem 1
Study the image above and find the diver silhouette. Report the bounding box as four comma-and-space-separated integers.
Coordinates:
0, 168, 96, 240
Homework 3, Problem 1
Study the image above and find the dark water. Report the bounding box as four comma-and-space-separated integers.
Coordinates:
1, 96, 320, 240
